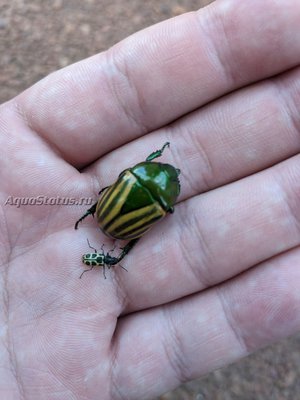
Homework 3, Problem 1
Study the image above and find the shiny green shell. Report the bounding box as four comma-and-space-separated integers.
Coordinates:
95, 161, 180, 240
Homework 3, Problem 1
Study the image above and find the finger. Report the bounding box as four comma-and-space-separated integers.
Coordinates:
103, 153, 300, 311
16, 0, 300, 166
0, 102, 77, 199
111, 248, 300, 400
87, 65, 300, 200
0, 103, 85, 237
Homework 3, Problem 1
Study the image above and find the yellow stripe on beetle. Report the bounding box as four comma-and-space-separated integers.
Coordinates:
106, 202, 165, 239
96, 171, 136, 227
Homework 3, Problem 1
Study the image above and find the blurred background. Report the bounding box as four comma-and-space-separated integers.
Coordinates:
1, 1, 299, 399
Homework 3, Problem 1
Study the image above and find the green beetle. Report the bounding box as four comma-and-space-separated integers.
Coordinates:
75, 142, 181, 265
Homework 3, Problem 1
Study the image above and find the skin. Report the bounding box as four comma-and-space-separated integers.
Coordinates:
1, 0, 300, 398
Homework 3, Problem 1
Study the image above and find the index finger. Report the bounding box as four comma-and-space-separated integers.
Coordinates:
16, 0, 300, 166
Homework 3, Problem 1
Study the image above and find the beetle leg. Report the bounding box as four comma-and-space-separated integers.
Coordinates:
98, 186, 109, 195
146, 142, 170, 162
103, 265, 107, 279
119, 264, 128, 272
74, 202, 98, 229
79, 265, 94, 279
118, 238, 139, 261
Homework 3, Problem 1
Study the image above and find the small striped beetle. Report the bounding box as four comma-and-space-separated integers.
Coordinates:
80, 239, 137, 279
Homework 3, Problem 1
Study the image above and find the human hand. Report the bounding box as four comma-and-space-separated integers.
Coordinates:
1, 0, 300, 398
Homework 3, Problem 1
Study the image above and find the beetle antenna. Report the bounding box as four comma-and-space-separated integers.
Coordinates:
119, 264, 128, 272
108, 243, 117, 253
86, 238, 97, 253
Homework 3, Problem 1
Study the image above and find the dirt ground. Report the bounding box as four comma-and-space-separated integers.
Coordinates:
1, 1, 299, 399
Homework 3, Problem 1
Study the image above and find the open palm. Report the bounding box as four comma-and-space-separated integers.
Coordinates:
1, 1, 300, 399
